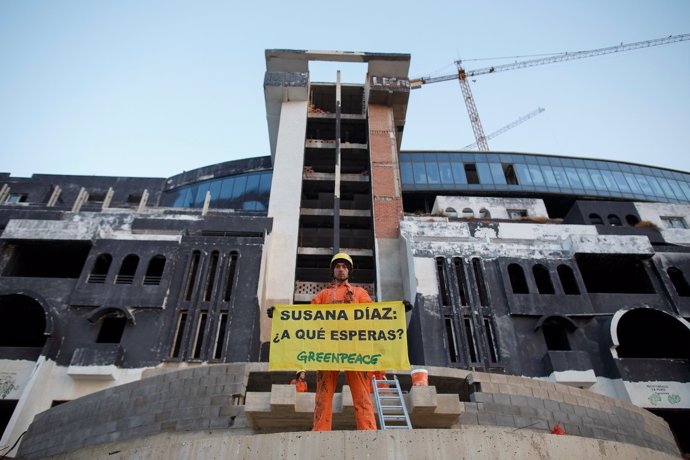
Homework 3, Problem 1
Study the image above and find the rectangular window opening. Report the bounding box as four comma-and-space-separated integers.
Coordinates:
184, 252, 201, 301
213, 313, 228, 359
445, 317, 459, 363
223, 253, 238, 302
464, 163, 480, 184
192, 312, 208, 359
472, 258, 489, 306
453, 257, 468, 306
463, 316, 479, 363
484, 317, 500, 362
436, 257, 450, 306
171, 311, 188, 358
502, 164, 519, 185
204, 252, 219, 302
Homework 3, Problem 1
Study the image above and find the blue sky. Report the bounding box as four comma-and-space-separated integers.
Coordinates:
1, 1, 689, 178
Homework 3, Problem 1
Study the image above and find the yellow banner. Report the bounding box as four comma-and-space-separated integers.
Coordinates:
268, 301, 411, 371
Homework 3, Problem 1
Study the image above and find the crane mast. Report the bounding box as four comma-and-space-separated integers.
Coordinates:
410, 33, 690, 150
458, 67, 489, 151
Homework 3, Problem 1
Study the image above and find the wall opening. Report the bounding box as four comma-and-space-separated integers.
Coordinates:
576, 254, 654, 294
541, 317, 571, 351
0, 400, 18, 441
472, 258, 489, 306
203, 251, 219, 302
87, 253, 112, 284
508, 263, 529, 294
0, 294, 47, 349
170, 311, 188, 358
223, 252, 238, 302
184, 251, 201, 301
589, 213, 603, 225
445, 207, 457, 218
479, 208, 491, 219
484, 317, 500, 362
626, 214, 640, 226
452, 257, 468, 305
462, 208, 474, 219
115, 254, 139, 285
607, 214, 622, 226
557, 264, 580, 295
533, 264, 555, 294
444, 316, 459, 363
192, 312, 208, 359
435, 257, 450, 306
463, 315, 478, 363
213, 312, 228, 360
616, 309, 690, 359
464, 164, 479, 184
96, 315, 127, 343
2, 241, 91, 278
667, 267, 690, 297
143, 255, 166, 285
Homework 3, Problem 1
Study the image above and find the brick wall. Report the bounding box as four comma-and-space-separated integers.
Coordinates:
368, 104, 403, 239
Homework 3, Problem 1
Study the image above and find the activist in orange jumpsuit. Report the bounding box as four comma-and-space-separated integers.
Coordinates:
311, 253, 377, 431
290, 370, 308, 393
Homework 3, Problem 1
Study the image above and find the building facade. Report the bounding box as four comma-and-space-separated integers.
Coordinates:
0, 50, 689, 457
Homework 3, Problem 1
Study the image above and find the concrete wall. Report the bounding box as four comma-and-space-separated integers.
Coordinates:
38, 427, 681, 460
15, 364, 680, 459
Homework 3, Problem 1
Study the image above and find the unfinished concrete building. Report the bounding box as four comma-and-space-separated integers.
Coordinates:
0, 50, 689, 458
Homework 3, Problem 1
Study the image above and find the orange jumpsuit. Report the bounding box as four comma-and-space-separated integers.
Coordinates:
311, 281, 377, 431
367, 370, 389, 393
290, 378, 308, 393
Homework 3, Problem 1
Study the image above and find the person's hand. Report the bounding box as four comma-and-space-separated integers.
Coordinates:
266, 306, 275, 318
403, 300, 413, 312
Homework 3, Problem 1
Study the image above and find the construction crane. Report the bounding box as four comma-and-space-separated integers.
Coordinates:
463, 107, 545, 150
410, 33, 690, 151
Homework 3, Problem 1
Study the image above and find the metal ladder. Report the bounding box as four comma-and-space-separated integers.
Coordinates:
372, 375, 412, 430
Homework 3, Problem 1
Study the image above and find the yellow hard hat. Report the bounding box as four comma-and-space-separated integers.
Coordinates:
331, 252, 353, 271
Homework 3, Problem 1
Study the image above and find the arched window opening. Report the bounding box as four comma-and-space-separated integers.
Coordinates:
626, 214, 640, 226
143, 255, 166, 285
435, 257, 450, 306
508, 263, 529, 294
608, 214, 622, 226
462, 208, 474, 219
479, 208, 491, 219
96, 315, 127, 344
589, 213, 603, 225
88, 253, 112, 284
541, 318, 571, 351
0, 295, 47, 349
557, 265, 580, 295
616, 309, 690, 359
445, 207, 457, 218
115, 255, 139, 285
667, 267, 690, 297
533, 264, 555, 294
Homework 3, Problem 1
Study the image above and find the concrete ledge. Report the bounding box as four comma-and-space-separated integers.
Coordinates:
45, 426, 681, 460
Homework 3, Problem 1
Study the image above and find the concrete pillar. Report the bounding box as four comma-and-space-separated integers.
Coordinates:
261, 100, 309, 341
47, 186, 62, 207
0, 184, 10, 203
102, 187, 114, 210
71, 187, 89, 212
202, 190, 212, 216
137, 189, 149, 213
